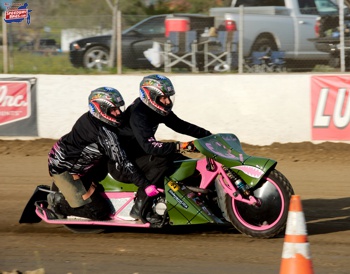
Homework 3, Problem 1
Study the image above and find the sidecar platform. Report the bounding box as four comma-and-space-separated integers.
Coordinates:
35, 201, 151, 228
19, 185, 51, 224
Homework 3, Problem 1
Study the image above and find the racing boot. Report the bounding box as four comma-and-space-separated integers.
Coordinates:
48, 191, 111, 220
76, 191, 112, 220
47, 192, 68, 219
130, 187, 148, 220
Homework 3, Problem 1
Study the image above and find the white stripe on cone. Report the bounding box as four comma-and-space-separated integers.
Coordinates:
281, 242, 312, 259
285, 211, 307, 235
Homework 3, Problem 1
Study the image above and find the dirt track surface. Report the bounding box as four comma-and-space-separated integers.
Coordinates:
0, 139, 349, 274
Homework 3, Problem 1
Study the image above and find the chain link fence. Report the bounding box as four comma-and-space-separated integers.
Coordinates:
0, 12, 341, 74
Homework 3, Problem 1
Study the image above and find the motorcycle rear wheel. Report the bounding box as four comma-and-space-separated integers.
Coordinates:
225, 169, 294, 239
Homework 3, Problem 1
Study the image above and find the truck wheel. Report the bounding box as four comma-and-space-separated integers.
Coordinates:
328, 56, 340, 68
251, 37, 278, 53
83, 46, 110, 70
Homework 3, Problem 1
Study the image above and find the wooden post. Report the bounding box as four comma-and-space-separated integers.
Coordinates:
109, 4, 117, 68
117, 9, 122, 74
2, 12, 8, 73
238, 5, 244, 74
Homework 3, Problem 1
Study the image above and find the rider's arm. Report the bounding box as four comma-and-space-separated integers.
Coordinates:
164, 112, 212, 138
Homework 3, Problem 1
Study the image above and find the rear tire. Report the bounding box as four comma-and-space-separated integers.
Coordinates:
328, 54, 340, 68
251, 37, 278, 53
225, 169, 294, 238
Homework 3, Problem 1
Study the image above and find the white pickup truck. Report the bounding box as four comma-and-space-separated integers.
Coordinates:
209, 0, 340, 64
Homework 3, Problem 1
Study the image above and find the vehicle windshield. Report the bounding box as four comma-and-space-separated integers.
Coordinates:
315, 0, 339, 13
298, 0, 339, 15
123, 16, 165, 36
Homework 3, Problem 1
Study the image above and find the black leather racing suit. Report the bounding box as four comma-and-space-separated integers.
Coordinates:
48, 111, 149, 188
110, 98, 212, 186
48, 111, 150, 220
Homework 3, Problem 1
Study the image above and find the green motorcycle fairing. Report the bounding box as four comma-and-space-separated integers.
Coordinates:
168, 159, 198, 182
100, 167, 223, 226
100, 159, 198, 192
194, 133, 277, 188
164, 179, 223, 225
98, 133, 276, 226
100, 173, 138, 192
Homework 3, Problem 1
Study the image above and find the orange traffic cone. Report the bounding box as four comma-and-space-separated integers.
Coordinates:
279, 195, 314, 274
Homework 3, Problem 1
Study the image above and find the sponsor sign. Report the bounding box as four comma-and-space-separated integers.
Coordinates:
0, 81, 30, 126
311, 76, 350, 140
0, 78, 38, 136
5, 9, 28, 20
3, 2, 32, 25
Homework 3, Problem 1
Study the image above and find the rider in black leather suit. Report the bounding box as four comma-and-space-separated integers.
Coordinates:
109, 74, 212, 220
48, 87, 153, 220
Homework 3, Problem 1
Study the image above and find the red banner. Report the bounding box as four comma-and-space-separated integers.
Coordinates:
311, 76, 350, 140
0, 81, 30, 126
5, 9, 28, 20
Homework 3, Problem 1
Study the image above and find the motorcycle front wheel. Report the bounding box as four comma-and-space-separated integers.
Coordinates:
225, 169, 294, 239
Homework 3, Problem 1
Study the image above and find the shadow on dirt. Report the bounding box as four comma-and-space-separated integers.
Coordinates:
105, 197, 350, 236
303, 197, 350, 235
101, 223, 240, 236
14, 198, 350, 237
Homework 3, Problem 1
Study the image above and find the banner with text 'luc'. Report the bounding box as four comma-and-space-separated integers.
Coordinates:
311, 75, 350, 141
0, 78, 38, 136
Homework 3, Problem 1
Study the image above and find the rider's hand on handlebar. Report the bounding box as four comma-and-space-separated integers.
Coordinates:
145, 185, 159, 197
176, 141, 199, 153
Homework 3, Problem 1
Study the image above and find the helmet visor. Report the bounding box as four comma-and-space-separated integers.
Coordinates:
157, 95, 175, 111
109, 105, 125, 114
108, 105, 125, 119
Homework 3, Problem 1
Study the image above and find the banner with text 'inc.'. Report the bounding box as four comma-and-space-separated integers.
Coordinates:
0, 78, 38, 136
311, 76, 350, 141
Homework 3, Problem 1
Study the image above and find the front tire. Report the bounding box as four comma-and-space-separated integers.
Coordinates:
225, 169, 294, 238
83, 46, 110, 70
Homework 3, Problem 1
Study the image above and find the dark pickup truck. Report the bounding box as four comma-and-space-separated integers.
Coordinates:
310, 2, 350, 68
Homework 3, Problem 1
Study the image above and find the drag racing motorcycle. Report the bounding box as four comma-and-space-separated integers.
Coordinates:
20, 133, 294, 239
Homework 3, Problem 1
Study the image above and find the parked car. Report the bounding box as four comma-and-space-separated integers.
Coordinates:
69, 14, 214, 70
19, 38, 60, 52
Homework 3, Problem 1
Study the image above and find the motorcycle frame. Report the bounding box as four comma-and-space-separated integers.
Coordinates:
32, 157, 259, 227
34, 190, 151, 228
194, 158, 259, 205
19, 133, 291, 238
